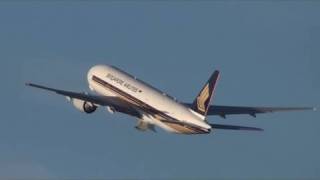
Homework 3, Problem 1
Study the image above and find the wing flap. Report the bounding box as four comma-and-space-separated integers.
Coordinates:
135, 119, 156, 132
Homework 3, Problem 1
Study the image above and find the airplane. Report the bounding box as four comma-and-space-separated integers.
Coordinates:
26, 65, 316, 135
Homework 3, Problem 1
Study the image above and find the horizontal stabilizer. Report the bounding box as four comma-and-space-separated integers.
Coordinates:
210, 123, 263, 131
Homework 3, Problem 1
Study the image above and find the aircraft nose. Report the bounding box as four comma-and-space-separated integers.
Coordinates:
87, 66, 97, 82
87, 65, 110, 81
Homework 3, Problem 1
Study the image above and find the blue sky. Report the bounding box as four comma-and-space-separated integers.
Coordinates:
0, 2, 319, 179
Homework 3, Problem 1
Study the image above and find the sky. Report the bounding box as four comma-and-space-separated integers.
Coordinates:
0, 1, 319, 179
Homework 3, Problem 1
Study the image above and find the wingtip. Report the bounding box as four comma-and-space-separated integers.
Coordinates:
247, 127, 264, 132
25, 82, 36, 87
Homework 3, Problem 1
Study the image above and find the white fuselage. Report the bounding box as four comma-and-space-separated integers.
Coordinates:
87, 65, 211, 134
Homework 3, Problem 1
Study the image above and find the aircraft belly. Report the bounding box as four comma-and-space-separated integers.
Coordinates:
161, 121, 209, 134
164, 123, 197, 134
150, 114, 209, 134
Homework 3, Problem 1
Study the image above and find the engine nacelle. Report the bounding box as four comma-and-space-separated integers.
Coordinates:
71, 98, 97, 114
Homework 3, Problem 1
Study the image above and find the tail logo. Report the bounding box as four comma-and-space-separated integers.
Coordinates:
197, 84, 210, 113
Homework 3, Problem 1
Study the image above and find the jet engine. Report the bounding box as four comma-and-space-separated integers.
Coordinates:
71, 98, 97, 114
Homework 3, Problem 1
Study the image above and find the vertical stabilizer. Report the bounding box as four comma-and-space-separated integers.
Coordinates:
191, 70, 220, 119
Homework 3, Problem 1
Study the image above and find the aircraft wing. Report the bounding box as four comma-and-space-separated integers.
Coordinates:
26, 83, 142, 117
26, 82, 125, 106
183, 103, 315, 118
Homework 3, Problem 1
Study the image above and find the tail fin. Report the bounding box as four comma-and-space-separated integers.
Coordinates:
191, 70, 220, 119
